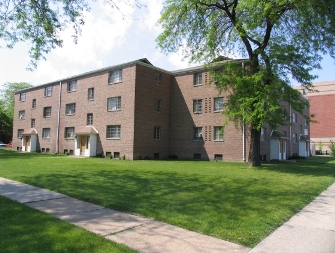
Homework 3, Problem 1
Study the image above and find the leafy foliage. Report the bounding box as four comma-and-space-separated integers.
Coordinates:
328, 140, 335, 157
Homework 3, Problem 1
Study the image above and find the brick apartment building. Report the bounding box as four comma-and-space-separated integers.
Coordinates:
13, 58, 310, 161
296, 81, 335, 154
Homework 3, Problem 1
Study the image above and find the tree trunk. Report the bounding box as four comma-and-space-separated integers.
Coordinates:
248, 127, 261, 167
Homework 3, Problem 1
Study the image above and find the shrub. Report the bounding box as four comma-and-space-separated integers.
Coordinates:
329, 139, 335, 157
168, 154, 178, 160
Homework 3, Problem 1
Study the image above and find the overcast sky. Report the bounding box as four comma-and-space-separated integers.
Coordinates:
1, 0, 335, 89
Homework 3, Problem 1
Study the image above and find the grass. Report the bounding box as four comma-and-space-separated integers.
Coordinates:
0, 196, 136, 253
0, 149, 334, 247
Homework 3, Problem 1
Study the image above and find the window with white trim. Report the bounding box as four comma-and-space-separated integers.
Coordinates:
18, 129, 24, 138
88, 88, 94, 100
43, 106, 51, 118
214, 126, 223, 141
19, 93, 26, 101
87, 113, 93, 125
194, 73, 202, 86
107, 97, 121, 111
32, 99, 36, 109
260, 127, 266, 141
155, 73, 162, 86
194, 127, 203, 140
214, 97, 224, 111
65, 127, 75, 139
66, 103, 76, 115
193, 99, 202, 113
67, 80, 77, 92
155, 99, 162, 112
31, 119, 35, 128
109, 69, 122, 84
44, 86, 52, 97
106, 125, 121, 139
293, 133, 298, 143
292, 112, 297, 123
18, 110, 25, 120
154, 127, 161, 140
42, 128, 50, 139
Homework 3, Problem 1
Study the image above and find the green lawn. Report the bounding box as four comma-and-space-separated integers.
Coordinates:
0, 149, 334, 247
0, 196, 136, 253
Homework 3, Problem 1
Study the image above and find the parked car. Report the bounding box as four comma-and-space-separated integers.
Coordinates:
6, 142, 12, 148
0, 141, 7, 147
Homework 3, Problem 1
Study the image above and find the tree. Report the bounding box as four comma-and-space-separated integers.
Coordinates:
0, 0, 143, 69
156, 0, 335, 166
0, 82, 33, 140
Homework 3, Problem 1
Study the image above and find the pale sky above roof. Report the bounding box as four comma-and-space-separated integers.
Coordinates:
0, 0, 335, 89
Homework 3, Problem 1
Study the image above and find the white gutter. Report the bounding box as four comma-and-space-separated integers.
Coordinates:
242, 62, 246, 162
56, 81, 62, 154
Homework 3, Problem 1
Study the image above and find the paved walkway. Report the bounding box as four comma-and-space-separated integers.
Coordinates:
0, 177, 334, 253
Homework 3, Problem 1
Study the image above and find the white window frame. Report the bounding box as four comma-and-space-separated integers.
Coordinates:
19, 93, 26, 101
154, 127, 161, 140
65, 127, 75, 139
32, 99, 36, 109
155, 73, 162, 86
87, 113, 93, 125
106, 125, 121, 139
42, 128, 51, 139
88, 88, 94, 100
109, 69, 122, 84
31, 119, 35, 128
18, 129, 24, 138
43, 106, 51, 118
155, 99, 162, 112
293, 133, 298, 143
194, 127, 203, 140
18, 110, 25, 120
194, 73, 202, 86
66, 103, 76, 115
214, 97, 224, 112
67, 80, 77, 92
45, 86, 52, 97
292, 112, 297, 123
214, 126, 223, 141
193, 99, 202, 113
107, 97, 121, 111
260, 127, 266, 141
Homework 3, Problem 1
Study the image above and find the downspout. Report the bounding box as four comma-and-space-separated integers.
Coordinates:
289, 103, 292, 157
56, 81, 62, 154
242, 62, 246, 162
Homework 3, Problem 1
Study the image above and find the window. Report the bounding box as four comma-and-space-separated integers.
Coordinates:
67, 80, 77, 92
31, 119, 35, 128
214, 126, 223, 141
260, 127, 266, 141
194, 73, 202, 86
292, 112, 297, 123
300, 125, 303, 134
19, 93, 26, 101
155, 99, 162, 112
44, 86, 52, 97
106, 125, 121, 139
214, 154, 223, 160
18, 129, 24, 138
65, 127, 75, 139
42, 128, 50, 139
305, 119, 308, 126
109, 69, 122, 83
32, 99, 36, 109
43, 106, 51, 117
283, 131, 288, 137
154, 127, 161, 140
66, 103, 76, 115
88, 88, 94, 100
293, 133, 298, 143
107, 97, 121, 111
194, 127, 203, 140
214, 97, 224, 111
18, 110, 25, 120
87, 113, 93, 125
193, 99, 202, 113
155, 73, 162, 86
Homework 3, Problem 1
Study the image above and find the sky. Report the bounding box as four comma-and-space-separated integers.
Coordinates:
0, 0, 335, 89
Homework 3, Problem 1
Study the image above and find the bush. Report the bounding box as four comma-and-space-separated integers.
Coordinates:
288, 154, 306, 160
329, 139, 335, 157
168, 154, 178, 160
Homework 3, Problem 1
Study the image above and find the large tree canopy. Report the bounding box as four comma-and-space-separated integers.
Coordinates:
156, 0, 334, 166
0, 0, 142, 68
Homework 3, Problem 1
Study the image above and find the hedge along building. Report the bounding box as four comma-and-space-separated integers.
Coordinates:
13, 58, 310, 161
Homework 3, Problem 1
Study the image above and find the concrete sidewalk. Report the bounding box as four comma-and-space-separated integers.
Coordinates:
1, 177, 334, 253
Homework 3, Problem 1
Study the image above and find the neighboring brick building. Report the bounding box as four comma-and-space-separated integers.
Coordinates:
295, 81, 335, 154
13, 58, 310, 161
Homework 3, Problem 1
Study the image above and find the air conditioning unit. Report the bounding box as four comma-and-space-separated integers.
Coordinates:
196, 133, 202, 138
